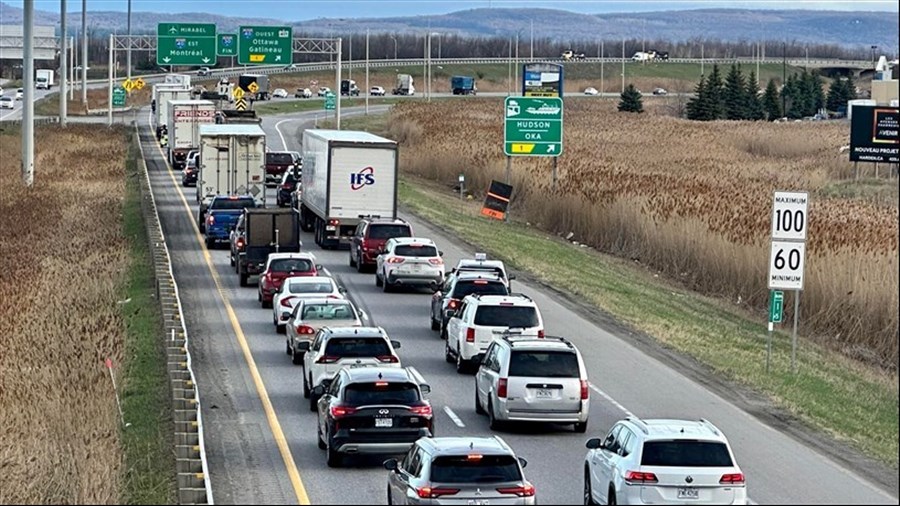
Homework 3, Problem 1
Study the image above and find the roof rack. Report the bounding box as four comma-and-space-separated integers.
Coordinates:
698, 418, 721, 436
626, 415, 651, 435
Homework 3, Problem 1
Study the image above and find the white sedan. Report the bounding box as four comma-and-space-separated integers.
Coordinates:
272, 276, 345, 333
0, 96, 14, 109
584, 87, 599, 96
370, 86, 385, 96
272, 88, 289, 98
15, 88, 24, 100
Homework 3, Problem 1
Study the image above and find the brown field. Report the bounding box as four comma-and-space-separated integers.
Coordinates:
37, 86, 151, 116
0, 125, 130, 502
390, 100, 899, 368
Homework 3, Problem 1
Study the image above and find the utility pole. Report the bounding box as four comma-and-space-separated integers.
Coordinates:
530, 19, 534, 62
126, 0, 131, 80
335, 37, 342, 129
23, 0, 35, 187
69, 36, 74, 100
621, 37, 625, 93
508, 38, 512, 96
782, 41, 787, 115
60, 0, 68, 126
756, 40, 760, 85
81, 0, 87, 105
701, 44, 704, 76
365, 29, 369, 115
600, 38, 604, 96
514, 32, 519, 95
348, 34, 352, 81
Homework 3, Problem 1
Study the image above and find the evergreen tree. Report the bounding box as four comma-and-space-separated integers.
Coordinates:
723, 64, 748, 120
705, 64, 726, 120
826, 75, 845, 111
845, 74, 858, 100
744, 71, 765, 121
783, 74, 804, 119
686, 75, 709, 120
806, 71, 825, 114
618, 84, 644, 113
763, 78, 782, 120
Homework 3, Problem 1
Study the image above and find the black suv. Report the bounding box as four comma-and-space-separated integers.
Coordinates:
349, 216, 413, 273
313, 367, 433, 468
431, 271, 509, 337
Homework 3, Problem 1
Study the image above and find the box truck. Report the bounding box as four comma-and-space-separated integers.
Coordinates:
35, 69, 54, 89
196, 124, 267, 225
299, 130, 399, 249
166, 99, 216, 170
153, 84, 192, 139
233, 208, 302, 286
392, 74, 415, 96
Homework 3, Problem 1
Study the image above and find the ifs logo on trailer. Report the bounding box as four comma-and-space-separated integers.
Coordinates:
350, 167, 375, 190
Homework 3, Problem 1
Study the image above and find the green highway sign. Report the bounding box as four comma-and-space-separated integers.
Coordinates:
157, 23, 217, 66
238, 26, 292, 65
112, 87, 126, 107
324, 92, 336, 110
217, 33, 237, 57
504, 97, 563, 157
769, 290, 784, 323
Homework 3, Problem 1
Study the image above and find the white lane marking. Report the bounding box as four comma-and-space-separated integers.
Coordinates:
274, 117, 300, 151
589, 383, 634, 418
443, 406, 466, 428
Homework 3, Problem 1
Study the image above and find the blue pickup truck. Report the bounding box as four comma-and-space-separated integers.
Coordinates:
203, 196, 257, 248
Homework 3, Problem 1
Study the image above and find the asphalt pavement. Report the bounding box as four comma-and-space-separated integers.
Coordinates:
141, 106, 898, 505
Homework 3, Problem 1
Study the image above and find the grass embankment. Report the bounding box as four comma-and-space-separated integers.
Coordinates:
34, 86, 151, 116
0, 124, 173, 503
253, 96, 403, 116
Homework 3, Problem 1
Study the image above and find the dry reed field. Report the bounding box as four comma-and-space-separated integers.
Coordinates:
390, 100, 899, 368
0, 124, 130, 503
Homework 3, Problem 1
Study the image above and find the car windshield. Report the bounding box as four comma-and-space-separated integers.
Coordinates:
640, 441, 734, 467
452, 280, 508, 298
474, 306, 539, 327
394, 245, 438, 257
266, 153, 294, 165
301, 302, 355, 321
324, 337, 390, 357
270, 258, 313, 273
288, 281, 335, 294
368, 224, 411, 240
430, 455, 522, 484
210, 198, 255, 210
343, 382, 419, 404
508, 351, 580, 378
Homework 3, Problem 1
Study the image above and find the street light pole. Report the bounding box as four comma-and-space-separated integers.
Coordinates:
600, 38, 604, 96
23, 0, 35, 187
621, 37, 625, 93
365, 29, 369, 115
126, 0, 131, 80
60, 0, 68, 126
81, 0, 87, 105
530, 19, 534, 62
390, 35, 397, 60
514, 32, 519, 94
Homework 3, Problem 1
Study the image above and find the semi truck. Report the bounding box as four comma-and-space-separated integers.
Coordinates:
239, 74, 270, 101
153, 84, 192, 139
166, 99, 216, 170
392, 74, 415, 96
233, 208, 302, 286
196, 124, 267, 228
450, 75, 477, 95
299, 129, 399, 249
35, 69, 54, 89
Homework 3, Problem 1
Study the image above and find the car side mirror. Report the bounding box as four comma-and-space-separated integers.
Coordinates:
296, 342, 310, 352
508, 274, 517, 281
339, 287, 347, 293
419, 384, 432, 395
281, 311, 291, 320
316, 264, 324, 271
585, 438, 603, 450
383, 458, 398, 471
390, 340, 402, 349
518, 457, 528, 469
439, 250, 444, 257
311, 385, 325, 396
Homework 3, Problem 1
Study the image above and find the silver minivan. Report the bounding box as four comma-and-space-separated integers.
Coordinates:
475, 335, 590, 432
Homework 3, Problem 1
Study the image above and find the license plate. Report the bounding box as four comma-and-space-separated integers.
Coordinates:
349, 363, 370, 369
535, 389, 554, 398
467, 501, 489, 506
375, 417, 393, 428
678, 487, 699, 499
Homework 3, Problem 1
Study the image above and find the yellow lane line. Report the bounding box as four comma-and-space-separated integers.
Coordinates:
140, 121, 311, 505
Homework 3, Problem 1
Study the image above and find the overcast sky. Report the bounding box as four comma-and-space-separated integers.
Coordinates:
7, 0, 899, 19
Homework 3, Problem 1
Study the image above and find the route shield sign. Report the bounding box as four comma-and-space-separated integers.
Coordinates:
112, 87, 126, 107
238, 26, 292, 65
217, 33, 237, 57
504, 97, 563, 157
324, 92, 336, 110
157, 23, 217, 66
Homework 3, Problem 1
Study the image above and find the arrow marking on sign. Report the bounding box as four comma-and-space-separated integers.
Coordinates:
547, 145, 556, 153
162, 57, 171, 63
202, 57, 210, 63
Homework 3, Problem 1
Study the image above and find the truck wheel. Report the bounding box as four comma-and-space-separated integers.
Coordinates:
229, 252, 235, 267
291, 347, 303, 365
239, 265, 248, 287
205, 237, 214, 249
349, 251, 356, 268
375, 271, 383, 287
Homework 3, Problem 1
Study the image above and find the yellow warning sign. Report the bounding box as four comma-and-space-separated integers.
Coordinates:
510, 143, 535, 154
247, 82, 259, 94
134, 78, 145, 90
232, 87, 244, 100
249, 54, 265, 63
122, 79, 134, 91
235, 98, 248, 111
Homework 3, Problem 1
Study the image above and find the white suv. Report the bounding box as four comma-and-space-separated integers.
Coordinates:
375, 237, 445, 292
476, 336, 589, 433
584, 417, 748, 505
445, 294, 544, 373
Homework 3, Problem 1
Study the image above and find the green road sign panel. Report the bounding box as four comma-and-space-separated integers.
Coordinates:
504, 97, 563, 157
238, 26, 292, 65
157, 23, 217, 66
769, 290, 784, 323
324, 92, 336, 110
112, 87, 126, 107
217, 33, 237, 57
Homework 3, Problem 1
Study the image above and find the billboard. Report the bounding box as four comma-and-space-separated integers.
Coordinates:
849, 105, 899, 163
522, 62, 563, 98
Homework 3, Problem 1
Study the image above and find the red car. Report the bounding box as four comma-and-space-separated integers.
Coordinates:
349, 217, 413, 273
258, 252, 320, 308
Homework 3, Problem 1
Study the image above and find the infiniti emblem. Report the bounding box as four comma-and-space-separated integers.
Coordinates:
379, 409, 389, 415
685, 475, 694, 484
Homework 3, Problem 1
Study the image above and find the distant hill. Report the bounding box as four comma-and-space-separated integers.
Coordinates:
0, 2, 896, 53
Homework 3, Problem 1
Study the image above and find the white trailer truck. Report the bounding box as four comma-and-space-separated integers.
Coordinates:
153, 84, 192, 139
166, 99, 216, 170
299, 130, 399, 249
196, 124, 268, 222
35, 69, 54, 89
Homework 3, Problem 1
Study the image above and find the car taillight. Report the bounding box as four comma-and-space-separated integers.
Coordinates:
377, 355, 399, 363
624, 471, 658, 484
537, 329, 545, 338
386, 257, 405, 264
720, 473, 745, 485
296, 325, 316, 335
236, 238, 245, 250
330, 405, 356, 418
497, 378, 508, 398
328, 219, 340, 226
316, 355, 339, 364
428, 258, 443, 265
410, 404, 433, 417
497, 483, 535, 497
448, 299, 460, 310
581, 379, 590, 400
465, 327, 475, 342
416, 487, 459, 499
207, 215, 215, 225
280, 296, 295, 308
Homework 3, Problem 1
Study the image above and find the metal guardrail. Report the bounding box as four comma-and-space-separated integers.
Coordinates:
134, 124, 214, 505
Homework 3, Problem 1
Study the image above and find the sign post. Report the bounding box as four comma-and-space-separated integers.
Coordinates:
768, 190, 809, 374
156, 23, 217, 66
766, 290, 784, 373
238, 26, 293, 65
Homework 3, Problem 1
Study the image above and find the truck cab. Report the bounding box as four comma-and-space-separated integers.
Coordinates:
340, 79, 360, 96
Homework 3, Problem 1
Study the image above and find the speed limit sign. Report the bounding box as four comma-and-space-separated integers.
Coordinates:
771, 191, 809, 241
768, 240, 806, 290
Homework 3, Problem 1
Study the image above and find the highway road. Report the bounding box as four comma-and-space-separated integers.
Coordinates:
140, 106, 896, 505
